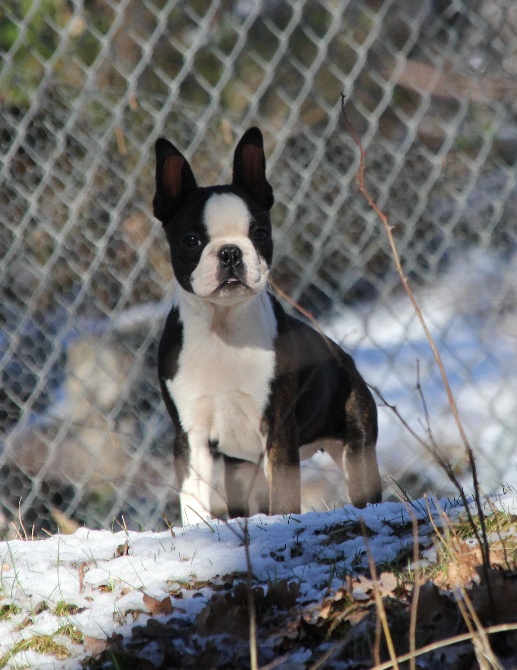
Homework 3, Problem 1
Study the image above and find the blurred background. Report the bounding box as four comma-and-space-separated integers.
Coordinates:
1, 0, 516, 534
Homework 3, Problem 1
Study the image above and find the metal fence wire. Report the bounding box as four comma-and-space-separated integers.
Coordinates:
1, 0, 517, 533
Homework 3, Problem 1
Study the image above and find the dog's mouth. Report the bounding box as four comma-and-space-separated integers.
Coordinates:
217, 277, 248, 291
216, 262, 249, 290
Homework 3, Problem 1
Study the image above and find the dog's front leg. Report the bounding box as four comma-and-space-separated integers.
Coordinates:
178, 432, 223, 525
266, 415, 301, 515
224, 456, 269, 518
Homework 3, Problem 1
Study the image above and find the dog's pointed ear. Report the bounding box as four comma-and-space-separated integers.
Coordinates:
153, 138, 198, 224
232, 127, 274, 211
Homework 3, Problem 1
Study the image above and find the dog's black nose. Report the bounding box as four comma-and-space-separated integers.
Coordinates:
218, 245, 243, 269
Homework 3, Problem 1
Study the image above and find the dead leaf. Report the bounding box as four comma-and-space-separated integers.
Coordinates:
187, 641, 226, 668
78, 563, 87, 593
309, 586, 371, 640
124, 608, 144, 622
415, 582, 462, 644
434, 537, 515, 590
50, 507, 80, 534
318, 602, 332, 620
378, 571, 399, 596
83, 635, 109, 656
133, 618, 184, 639
195, 593, 249, 638
265, 579, 301, 609
142, 593, 173, 616
115, 540, 129, 557
471, 567, 517, 624
351, 575, 374, 600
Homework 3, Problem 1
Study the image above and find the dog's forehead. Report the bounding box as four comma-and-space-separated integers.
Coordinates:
203, 192, 251, 239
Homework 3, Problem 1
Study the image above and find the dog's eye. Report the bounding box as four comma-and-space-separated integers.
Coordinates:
182, 234, 202, 249
252, 228, 269, 242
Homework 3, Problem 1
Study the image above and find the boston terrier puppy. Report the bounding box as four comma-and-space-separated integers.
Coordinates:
153, 127, 382, 525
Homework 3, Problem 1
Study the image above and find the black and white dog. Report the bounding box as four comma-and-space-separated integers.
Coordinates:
153, 128, 382, 525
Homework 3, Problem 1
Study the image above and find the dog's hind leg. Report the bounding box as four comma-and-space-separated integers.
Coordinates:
266, 428, 302, 515
325, 383, 382, 508
343, 441, 382, 508
342, 386, 382, 508
327, 438, 381, 508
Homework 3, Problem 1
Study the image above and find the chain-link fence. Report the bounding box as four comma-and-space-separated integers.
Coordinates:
1, 0, 516, 534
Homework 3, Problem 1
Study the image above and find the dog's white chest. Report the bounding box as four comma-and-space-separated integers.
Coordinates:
165, 295, 277, 462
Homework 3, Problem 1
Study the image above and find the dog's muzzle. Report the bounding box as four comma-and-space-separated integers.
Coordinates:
217, 245, 246, 285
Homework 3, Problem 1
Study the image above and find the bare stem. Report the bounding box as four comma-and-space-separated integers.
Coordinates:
340, 94, 493, 607
362, 521, 400, 670
241, 518, 259, 670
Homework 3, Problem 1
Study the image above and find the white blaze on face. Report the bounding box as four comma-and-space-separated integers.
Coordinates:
204, 192, 251, 238
190, 193, 270, 301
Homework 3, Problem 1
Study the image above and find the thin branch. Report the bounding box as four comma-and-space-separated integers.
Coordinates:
362, 521, 400, 670
371, 383, 483, 555
241, 518, 259, 670
369, 622, 517, 670
408, 509, 421, 670
340, 94, 493, 607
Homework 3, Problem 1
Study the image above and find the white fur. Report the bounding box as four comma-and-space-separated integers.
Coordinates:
190, 193, 269, 302
204, 192, 251, 238
165, 285, 277, 523
178, 433, 225, 524
164, 191, 277, 523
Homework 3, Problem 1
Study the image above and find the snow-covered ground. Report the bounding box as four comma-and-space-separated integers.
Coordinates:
2, 491, 516, 669
0, 496, 472, 669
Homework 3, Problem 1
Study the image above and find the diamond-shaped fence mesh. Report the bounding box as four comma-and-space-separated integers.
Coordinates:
1, 0, 516, 534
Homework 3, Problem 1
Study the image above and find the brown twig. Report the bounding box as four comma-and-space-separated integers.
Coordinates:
268, 279, 317, 326
413, 367, 488, 556
269, 278, 343, 364
372, 382, 484, 555
369, 622, 517, 670
408, 507, 421, 670
457, 584, 502, 669
241, 517, 259, 670
362, 521, 400, 670
340, 94, 471, 468
340, 94, 493, 609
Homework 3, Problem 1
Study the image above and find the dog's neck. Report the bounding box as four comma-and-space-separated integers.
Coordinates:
172, 282, 277, 347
